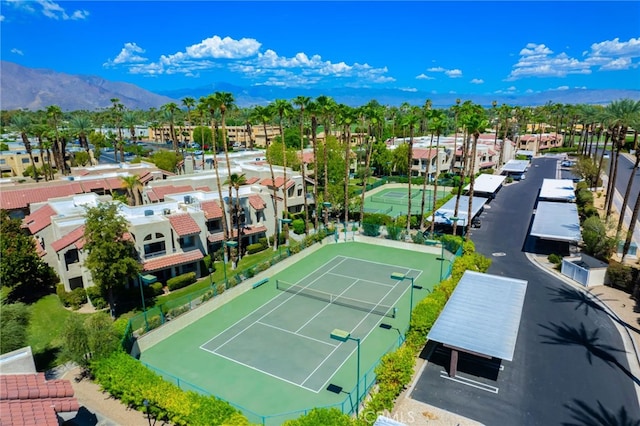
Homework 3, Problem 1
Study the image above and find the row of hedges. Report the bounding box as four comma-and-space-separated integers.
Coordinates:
91, 351, 249, 425
166, 272, 197, 291
56, 284, 87, 310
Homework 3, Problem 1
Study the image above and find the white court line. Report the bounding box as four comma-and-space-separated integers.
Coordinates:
200, 346, 320, 393
326, 272, 395, 288
295, 278, 364, 334
439, 371, 499, 394
199, 257, 349, 351
203, 257, 349, 353
307, 273, 402, 390
256, 321, 337, 348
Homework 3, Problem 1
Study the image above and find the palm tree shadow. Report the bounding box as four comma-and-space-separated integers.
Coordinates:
539, 321, 640, 386
549, 286, 640, 335
563, 399, 640, 426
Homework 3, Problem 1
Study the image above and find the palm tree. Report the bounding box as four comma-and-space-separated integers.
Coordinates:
251, 106, 280, 250
451, 99, 461, 174
32, 123, 50, 181
224, 173, 247, 264
316, 95, 336, 226
120, 175, 142, 206
271, 99, 293, 222
621, 181, 640, 262
69, 114, 93, 160
307, 100, 321, 230
161, 102, 180, 152
336, 104, 356, 228
293, 96, 311, 235
403, 111, 420, 236
121, 111, 138, 146
11, 114, 39, 181
214, 91, 236, 256
46, 105, 66, 175
359, 102, 384, 225
461, 104, 488, 240
428, 111, 448, 237
109, 98, 125, 161
182, 97, 196, 127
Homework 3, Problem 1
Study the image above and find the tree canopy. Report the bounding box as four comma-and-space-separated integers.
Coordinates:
83, 202, 140, 316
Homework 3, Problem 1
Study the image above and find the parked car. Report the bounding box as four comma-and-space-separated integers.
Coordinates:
561, 160, 575, 167
471, 217, 482, 229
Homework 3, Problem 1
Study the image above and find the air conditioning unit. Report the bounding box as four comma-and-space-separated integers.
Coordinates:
144, 210, 154, 216
184, 195, 193, 204
163, 208, 171, 216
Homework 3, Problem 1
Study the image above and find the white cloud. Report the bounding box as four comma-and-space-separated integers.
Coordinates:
416, 73, 434, 80
508, 37, 640, 80
0, 15, 4, 22
104, 43, 148, 67
427, 67, 446, 72
470, 78, 484, 84
551, 86, 570, 91
445, 69, 462, 78
400, 87, 418, 92
35, 0, 88, 20
10, 48, 23, 56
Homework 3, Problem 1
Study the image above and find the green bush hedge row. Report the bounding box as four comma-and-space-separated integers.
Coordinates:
166, 272, 197, 291
56, 284, 87, 310
91, 351, 249, 425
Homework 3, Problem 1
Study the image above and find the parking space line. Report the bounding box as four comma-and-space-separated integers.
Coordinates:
439, 371, 499, 394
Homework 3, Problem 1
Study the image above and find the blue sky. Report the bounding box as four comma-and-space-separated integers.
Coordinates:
1, 1, 639, 97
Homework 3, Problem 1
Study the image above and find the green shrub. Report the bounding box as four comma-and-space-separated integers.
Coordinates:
166, 272, 196, 291
86, 286, 107, 309
607, 260, 633, 292
575, 181, 589, 192
576, 189, 593, 207
56, 284, 88, 310
246, 243, 266, 255
150, 282, 164, 296
292, 219, 306, 235
548, 253, 562, 265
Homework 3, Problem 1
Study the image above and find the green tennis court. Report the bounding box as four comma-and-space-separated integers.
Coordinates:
139, 242, 442, 424
365, 187, 439, 217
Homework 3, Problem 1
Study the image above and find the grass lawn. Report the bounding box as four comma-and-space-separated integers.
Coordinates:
27, 294, 92, 370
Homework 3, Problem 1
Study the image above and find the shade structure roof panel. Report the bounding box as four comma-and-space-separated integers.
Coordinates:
531, 201, 581, 242
432, 196, 488, 225
464, 174, 506, 194
539, 178, 576, 201
427, 270, 528, 361
501, 159, 529, 173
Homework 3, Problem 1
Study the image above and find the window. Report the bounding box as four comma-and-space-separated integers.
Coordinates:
22, 158, 30, 164
208, 219, 222, 233
64, 249, 80, 269
180, 235, 195, 248
68, 277, 84, 290
144, 241, 166, 256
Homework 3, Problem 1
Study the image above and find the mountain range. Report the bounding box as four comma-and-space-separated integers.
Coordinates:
2, 60, 640, 111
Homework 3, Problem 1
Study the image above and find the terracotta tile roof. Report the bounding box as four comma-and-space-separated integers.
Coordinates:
245, 176, 260, 185
168, 214, 201, 237
79, 179, 108, 191
0, 373, 79, 426
207, 232, 225, 243
143, 250, 204, 272
260, 177, 294, 189
138, 171, 154, 184
412, 148, 438, 160
195, 186, 210, 192
51, 226, 85, 252
105, 177, 126, 191
35, 239, 47, 257
480, 161, 496, 168
249, 195, 266, 210
147, 185, 193, 202
200, 200, 223, 219
298, 152, 315, 164
22, 205, 56, 234
230, 225, 267, 238
0, 183, 84, 210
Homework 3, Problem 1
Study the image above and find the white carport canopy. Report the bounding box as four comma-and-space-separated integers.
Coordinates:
539, 178, 576, 201
501, 159, 529, 173
432, 196, 488, 225
464, 174, 507, 195
530, 201, 581, 242
427, 271, 528, 376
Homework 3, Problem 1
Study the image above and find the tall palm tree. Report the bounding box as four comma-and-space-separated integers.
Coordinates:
293, 96, 311, 235
359, 102, 384, 225
403, 111, 420, 235
316, 95, 336, 226
621, 180, 640, 262
497, 103, 512, 169
224, 173, 248, 264
69, 114, 93, 159
109, 98, 125, 161
120, 175, 142, 206
451, 99, 461, 174
121, 111, 138, 146
46, 105, 66, 175
461, 104, 488, 240
271, 99, 293, 222
32, 123, 50, 181
336, 104, 356, 227
11, 114, 39, 181
161, 102, 180, 152
182, 97, 196, 127
251, 106, 280, 250
307, 100, 321, 230
214, 91, 236, 256
418, 106, 434, 230
429, 111, 448, 237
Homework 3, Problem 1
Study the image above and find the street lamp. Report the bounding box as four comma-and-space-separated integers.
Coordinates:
390, 272, 421, 326
143, 399, 151, 426
138, 273, 149, 331
330, 329, 361, 416
223, 240, 238, 288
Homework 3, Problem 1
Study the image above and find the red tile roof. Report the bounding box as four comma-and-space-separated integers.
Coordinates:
230, 225, 267, 238
22, 205, 56, 234
79, 179, 108, 191
51, 226, 85, 252
412, 148, 438, 160
146, 185, 193, 202
245, 176, 260, 185
105, 177, 126, 191
249, 195, 266, 210
208, 232, 225, 243
195, 186, 210, 192
138, 171, 154, 184
0, 183, 84, 210
143, 250, 204, 272
298, 152, 315, 164
260, 177, 294, 189
200, 200, 223, 219
168, 214, 201, 237
0, 373, 79, 426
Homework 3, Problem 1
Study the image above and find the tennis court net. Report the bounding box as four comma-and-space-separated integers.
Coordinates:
371, 193, 420, 206
276, 280, 397, 318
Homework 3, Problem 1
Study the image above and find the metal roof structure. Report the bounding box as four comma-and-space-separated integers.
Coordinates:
464, 174, 507, 195
427, 270, 528, 361
530, 201, 581, 242
539, 178, 576, 201
432, 196, 488, 225
501, 159, 529, 173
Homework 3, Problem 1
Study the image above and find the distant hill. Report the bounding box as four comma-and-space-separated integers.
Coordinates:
2, 61, 639, 111
0, 61, 178, 111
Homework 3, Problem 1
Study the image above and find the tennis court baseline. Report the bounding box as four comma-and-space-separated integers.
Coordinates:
200, 255, 420, 393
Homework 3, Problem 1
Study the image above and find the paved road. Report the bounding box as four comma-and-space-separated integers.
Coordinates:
410, 157, 640, 425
